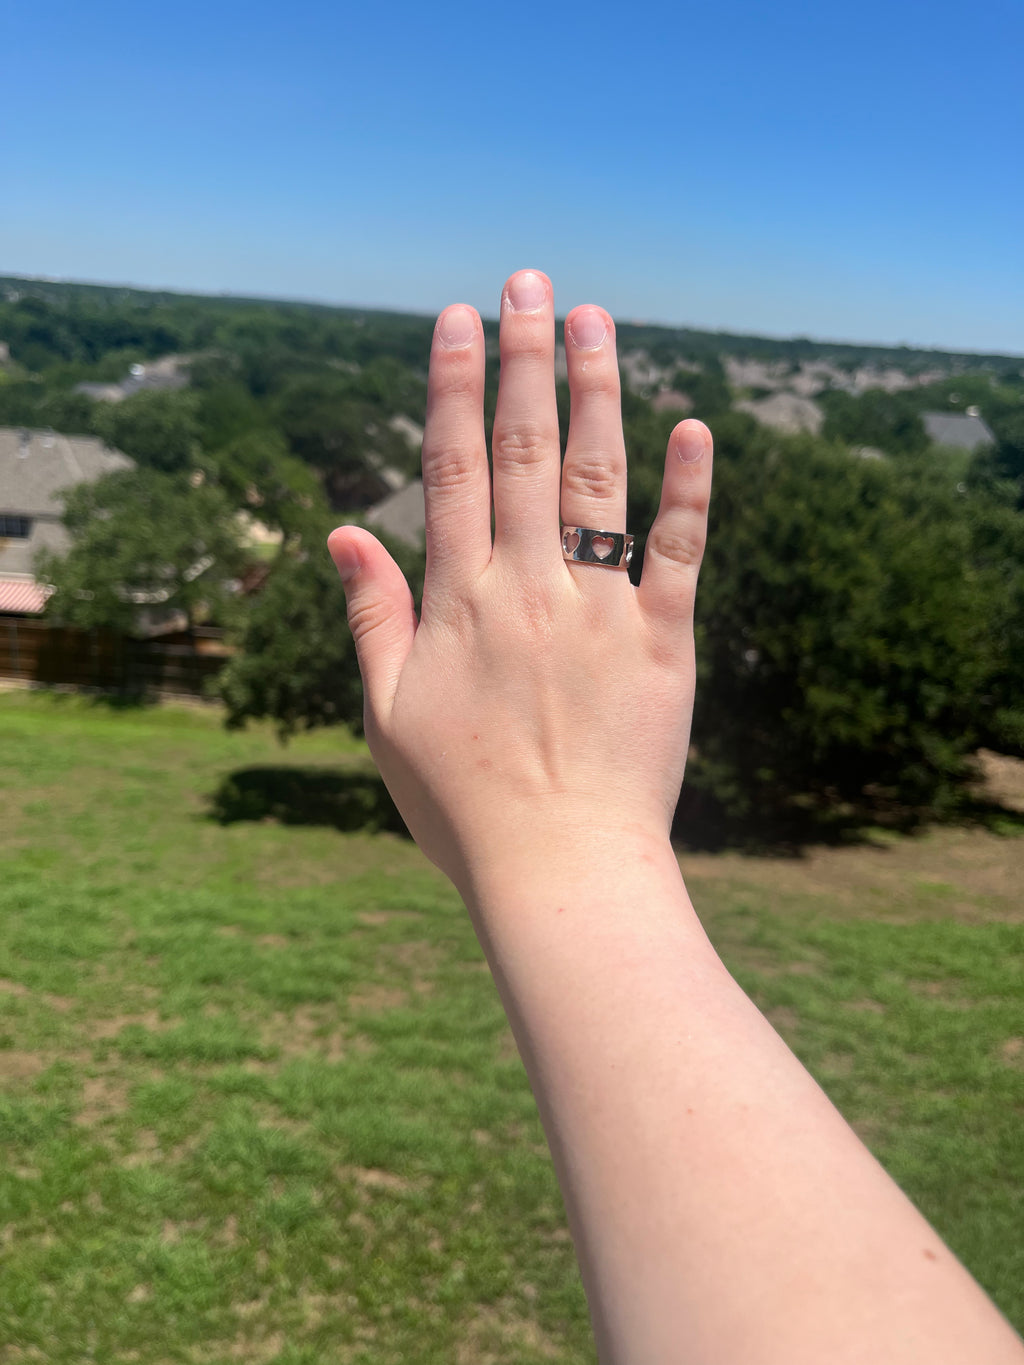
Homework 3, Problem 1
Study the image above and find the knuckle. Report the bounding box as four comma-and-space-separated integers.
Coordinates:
562, 451, 624, 502
422, 446, 481, 496
430, 351, 479, 399
683, 481, 712, 518
346, 595, 393, 645
646, 520, 706, 569
644, 620, 695, 669
501, 332, 553, 365
573, 365, 620, 401
491, 423, 555, 471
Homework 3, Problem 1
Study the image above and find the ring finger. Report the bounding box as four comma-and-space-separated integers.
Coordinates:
560, 306, 629, 569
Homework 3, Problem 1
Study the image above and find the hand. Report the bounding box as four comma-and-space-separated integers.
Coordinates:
328, 269, 712, 893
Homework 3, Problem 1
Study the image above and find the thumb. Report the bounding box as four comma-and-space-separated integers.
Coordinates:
327, 526, 417, 720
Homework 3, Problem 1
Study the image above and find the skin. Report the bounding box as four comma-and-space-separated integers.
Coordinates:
328, 270, 1024, 1365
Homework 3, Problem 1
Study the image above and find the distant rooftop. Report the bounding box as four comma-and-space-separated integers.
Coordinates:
74, 355, 190, 404
365, 479, 425, 548
0, 427, 132, 516
0, 427, 132, 583
922, 411, 995, 452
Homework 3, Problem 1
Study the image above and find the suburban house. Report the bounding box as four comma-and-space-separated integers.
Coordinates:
73, 354, 190, 403
0, 427, 230, 696
0, 427, 132, 614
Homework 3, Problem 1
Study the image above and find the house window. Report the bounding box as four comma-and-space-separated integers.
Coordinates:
0, 515, 32, 538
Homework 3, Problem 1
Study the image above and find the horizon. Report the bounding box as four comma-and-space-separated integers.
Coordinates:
6, 271, 1023, 364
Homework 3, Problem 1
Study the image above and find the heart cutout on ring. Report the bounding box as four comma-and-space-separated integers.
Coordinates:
591, 535, 615, 561
563, 530, 581, 553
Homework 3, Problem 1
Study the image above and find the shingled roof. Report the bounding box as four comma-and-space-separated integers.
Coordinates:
365, 479, 425, 548
0, 427, 132, 584
0, 428, 132, 516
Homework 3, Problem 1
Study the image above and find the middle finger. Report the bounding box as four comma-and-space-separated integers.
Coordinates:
490, 270, 562, 568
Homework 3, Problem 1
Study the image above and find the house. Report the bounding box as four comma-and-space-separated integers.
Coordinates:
0, 427, 132, 614
736, 391, 824, 436
922, 410, 996, 453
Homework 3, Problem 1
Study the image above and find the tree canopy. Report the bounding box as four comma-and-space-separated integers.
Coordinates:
686, 421, 1017, 823
217, 527, 425, 739
38, 468, 247, 634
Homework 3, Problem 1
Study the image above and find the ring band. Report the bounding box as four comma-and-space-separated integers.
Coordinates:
561, 526, 634, 569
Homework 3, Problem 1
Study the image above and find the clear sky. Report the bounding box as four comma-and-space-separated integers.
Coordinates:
3, 0, 1022, 352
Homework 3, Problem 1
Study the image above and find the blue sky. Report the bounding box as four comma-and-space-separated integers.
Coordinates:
3, 0, 1022, 352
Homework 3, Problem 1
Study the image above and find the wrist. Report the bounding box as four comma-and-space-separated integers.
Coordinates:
453, 806, 686, 926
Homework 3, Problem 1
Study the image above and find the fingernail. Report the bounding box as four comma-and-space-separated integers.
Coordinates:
676, 425, 707, 464
328, 536, 360, 583
506, 271, 547, 312
567, 307, 608, 350
437, 305, 477, 350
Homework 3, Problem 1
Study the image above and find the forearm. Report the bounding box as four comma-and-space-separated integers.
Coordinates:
460, 826, 1024, 1365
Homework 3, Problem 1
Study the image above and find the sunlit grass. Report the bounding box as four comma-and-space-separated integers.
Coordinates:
0, 690, 1021, 1361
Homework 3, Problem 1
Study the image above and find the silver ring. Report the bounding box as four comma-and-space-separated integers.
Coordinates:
561, 526, 634, 569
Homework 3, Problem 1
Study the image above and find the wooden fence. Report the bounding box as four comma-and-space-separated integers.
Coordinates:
0, 617, 230, 698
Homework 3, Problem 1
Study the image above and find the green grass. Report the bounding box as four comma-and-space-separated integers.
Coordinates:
1, 690, 1022, 1361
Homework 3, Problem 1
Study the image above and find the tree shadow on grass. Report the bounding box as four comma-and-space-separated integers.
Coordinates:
671, 785, 1024, 857
21, 681, 157, 709
206, 761, 1024, 852
208, 766, 409, 836
85, 688, 160, 710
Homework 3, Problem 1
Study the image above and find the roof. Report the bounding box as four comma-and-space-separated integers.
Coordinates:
922, 411, 995, 451
736, 392, 824, 435
365, 479, 425, 547
0, 574, 52, 614
0, 427, 133, 516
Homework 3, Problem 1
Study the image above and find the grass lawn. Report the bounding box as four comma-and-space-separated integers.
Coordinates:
0, 689, 1022, 1362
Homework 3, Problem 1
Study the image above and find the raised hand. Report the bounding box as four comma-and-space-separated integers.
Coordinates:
327, 269, 711, 892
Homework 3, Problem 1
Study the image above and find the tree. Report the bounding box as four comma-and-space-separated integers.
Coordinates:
969, 412, 1024, 509
685, 419, 1000, 826
820, 388, 928, 456
273, 365, 424, 509
964, 491, 1024, 756
37, 468, 247, 636
666, 366, 733, 420
0, 378, 99, 434
217, 526, 424, 738
93, 390, 201, 473
274, 374, 390, 508
208, 429, 326, 540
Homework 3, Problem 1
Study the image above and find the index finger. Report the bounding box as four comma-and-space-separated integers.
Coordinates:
420, 304, 492, 606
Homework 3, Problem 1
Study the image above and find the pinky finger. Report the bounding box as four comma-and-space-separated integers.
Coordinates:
636, 420, 713, 631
